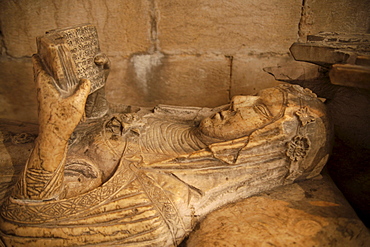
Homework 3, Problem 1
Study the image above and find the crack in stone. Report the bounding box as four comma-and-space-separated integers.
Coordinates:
298, 0, 313, 42
148, 0, 160, 53
225, 55, 234, 101
0, 27, 29, 59
0, 28, 6, 56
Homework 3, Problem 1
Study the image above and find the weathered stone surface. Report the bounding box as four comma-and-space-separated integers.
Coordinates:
356, 55, 370, 66
290, 43, 351, 66
2, 0, 370, 124
0, 58, 37, 123
185, 174, 370, 247
263, 60, 322, 82
231, 55, 290, 97
0, 1, 152, 122
0, 0, 152, 58
330, 64, 370, 90
0, 121, 37, 202
107, 54, 231, 107
302, 0, 370, 39
291, 33, 370, 66
289, 32, 370, 90
157, 0, 302, 55
104, 56, 131, 105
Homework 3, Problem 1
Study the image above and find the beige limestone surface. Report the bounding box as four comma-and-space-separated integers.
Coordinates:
185, 174, 370, 247
0, 0, 152, 58
1, 0, 370, 123
231, 55, 291, 97
107, 54, 231, 107
303, 0, 370, 38
157, 0, 302, 55
0, 58, 37, 123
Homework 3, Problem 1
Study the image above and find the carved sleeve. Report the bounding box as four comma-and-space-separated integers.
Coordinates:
12, 142, 67, 201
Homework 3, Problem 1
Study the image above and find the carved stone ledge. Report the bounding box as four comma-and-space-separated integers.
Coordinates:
290, 32, 370, 89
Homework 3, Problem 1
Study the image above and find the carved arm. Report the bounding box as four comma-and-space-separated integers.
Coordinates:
13, 54, 91, 200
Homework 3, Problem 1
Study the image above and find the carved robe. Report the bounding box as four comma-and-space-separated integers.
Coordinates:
0, 85, 332, 246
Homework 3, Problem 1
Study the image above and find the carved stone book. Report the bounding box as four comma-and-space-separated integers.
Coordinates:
37, 24, 105, 96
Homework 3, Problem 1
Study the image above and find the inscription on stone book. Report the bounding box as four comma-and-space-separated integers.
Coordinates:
38, 24, 105, 94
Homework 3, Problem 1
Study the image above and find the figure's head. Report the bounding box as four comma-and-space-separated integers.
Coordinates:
199, 84, 331, 142
199, 87, 285, 140
202, 83, 332, 182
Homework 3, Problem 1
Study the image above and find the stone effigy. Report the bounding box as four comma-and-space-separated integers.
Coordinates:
0, 25, 332, 246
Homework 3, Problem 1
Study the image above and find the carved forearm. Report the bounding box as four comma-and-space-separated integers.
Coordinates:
15, 55, 91, 200
30, 133, 68, 172
13, 133, 68, 200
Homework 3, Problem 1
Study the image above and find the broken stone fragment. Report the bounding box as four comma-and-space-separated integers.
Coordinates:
290, 32, 370, 67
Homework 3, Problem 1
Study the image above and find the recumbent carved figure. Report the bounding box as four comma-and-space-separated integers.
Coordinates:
0, 25, 332, 247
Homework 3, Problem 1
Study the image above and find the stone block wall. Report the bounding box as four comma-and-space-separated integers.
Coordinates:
1, 0, 369, 123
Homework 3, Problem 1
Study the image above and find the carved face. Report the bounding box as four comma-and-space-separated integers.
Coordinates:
199, 88, 284, 140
